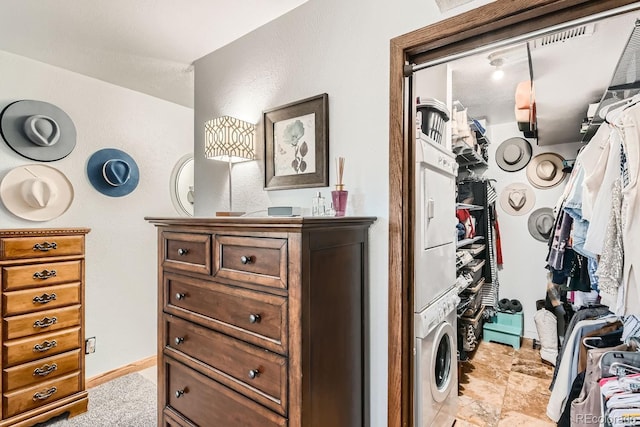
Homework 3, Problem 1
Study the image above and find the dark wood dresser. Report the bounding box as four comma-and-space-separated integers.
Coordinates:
0, 228, 90, 426
145, 217, 375, 427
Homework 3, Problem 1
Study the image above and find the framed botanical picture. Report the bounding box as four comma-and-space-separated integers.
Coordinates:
264, 93, 329, 190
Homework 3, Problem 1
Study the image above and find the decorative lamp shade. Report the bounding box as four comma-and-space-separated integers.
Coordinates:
204, 116, 255, 163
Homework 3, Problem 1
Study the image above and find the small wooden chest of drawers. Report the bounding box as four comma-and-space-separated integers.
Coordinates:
147, 217, 375, 427
0, 229, 89, 426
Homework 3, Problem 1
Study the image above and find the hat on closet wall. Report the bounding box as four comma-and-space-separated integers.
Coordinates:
0, 164, 74, 221
0, 100, 77, 162
495, 137, 532, 172
499, 182, 536, 216
526, 152, 566, 189
528, 207, 555, 242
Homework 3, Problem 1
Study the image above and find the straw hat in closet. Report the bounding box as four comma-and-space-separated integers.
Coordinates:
0, 164, 74, 221
526, 152, 566, 189
499, 182, 536, 216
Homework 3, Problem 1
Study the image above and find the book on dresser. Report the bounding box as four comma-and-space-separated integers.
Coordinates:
146, 216, 376, 427
0, 228, 90, 426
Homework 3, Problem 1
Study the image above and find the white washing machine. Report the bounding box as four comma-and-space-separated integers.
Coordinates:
414, 286, 459, 427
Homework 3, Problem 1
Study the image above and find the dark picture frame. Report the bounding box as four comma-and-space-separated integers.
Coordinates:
264, 93, 329, 190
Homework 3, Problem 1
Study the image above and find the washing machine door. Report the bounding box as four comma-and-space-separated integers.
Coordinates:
415, 319, 457, 426
430, 321, 456, 403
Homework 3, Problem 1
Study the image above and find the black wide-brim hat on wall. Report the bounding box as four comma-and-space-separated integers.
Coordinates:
0, 100, 77, 162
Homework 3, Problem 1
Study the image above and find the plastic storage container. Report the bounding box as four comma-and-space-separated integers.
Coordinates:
417, 98, 450, 145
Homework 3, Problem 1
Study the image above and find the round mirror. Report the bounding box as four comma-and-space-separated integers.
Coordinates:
170, 154, 194, 216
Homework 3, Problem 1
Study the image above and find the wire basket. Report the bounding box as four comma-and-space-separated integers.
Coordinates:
417, 98, 450, 145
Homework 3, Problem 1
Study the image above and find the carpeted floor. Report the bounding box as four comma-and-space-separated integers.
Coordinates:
37, 372, 156, 426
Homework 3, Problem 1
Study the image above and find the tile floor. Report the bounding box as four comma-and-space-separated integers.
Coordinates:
455, 337, 556, 426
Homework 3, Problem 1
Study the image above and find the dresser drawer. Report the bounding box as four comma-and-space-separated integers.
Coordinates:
3, 349, 80, 391
3, 371, 80, 418
165, 316, 287, 415
0, 236, 84, 261
4, 327, 81, 367
3, 283, 81, 316
2, 261, 82, 291
162, 232, 211, 275
165, 358, 286, 427
214, 235, 287, 289
165, 274, 287, 355
4, 305, 81, 340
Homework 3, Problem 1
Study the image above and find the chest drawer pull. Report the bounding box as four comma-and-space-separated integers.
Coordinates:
33, 340, 57, 352
177, 248, 189, 256
175, 292, 186, 300
249, 313, 261, 324
175, 389, 186, 398
33, 363, 58, 377
33, 317, 57, 329
33, 242, 58, 252
174, 337, 184, 345
248, 369, 260, 380
32, 386, 57, 401
33, 293, 57, 304
240, 255, 253, 265
33, 269, 57, 280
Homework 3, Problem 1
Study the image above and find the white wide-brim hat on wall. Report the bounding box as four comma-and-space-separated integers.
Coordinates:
495, 137, 532, 172
499, 182, 536, 216
87, 148, 140, 197
526, 152, 566, 189
0, 100, 77, 162
528, 207, 555, 242
0, 164, 74, 221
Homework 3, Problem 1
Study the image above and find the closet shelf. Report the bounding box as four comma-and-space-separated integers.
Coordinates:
457, 236, 484, 249
582, 20, 640, 143
461, 243, 485, 257
457, 203, 484, 211
453, 143, 488, 168
463, 277, 486, 294
464, 259, 485, 274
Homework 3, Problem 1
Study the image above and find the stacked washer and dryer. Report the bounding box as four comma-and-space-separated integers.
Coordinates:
414, 100, 459, 427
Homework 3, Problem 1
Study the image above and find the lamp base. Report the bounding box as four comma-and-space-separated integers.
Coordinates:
215, 211, 246, 217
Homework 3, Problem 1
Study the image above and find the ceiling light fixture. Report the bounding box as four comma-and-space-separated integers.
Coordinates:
490, 57, 505, 81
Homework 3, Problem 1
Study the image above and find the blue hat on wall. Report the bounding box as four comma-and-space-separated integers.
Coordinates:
87, 148, 139, 197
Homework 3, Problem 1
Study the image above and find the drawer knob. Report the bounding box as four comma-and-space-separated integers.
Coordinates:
174, 337, 185, 345
240, 255, 253, 265
33, 363, 58, 377
33, 242, 57, 252
175, 293, 186, 300
175, 389, 185, 398
33, 340, 57, 353
33, 386, 57, 401
248, 369, 260, 380
33, 293, 57, 304
33, 316, 57, 329
177, 248, 189, 256
33, 269, 57, 280
249, 314, 261, 324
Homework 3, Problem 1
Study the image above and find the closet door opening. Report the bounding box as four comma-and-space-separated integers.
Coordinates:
388, 2, 640, 427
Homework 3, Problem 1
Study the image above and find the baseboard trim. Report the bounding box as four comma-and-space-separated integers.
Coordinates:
86, 355, 157, 389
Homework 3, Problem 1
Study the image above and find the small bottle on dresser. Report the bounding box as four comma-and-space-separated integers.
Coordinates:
312, 191, 325, 216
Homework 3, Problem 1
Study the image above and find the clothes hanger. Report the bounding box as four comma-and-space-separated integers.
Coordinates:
599, 93, 640, 123
583, 336, 602, 350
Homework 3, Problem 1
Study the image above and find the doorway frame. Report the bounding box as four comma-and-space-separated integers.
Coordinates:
387, 1, 640, 426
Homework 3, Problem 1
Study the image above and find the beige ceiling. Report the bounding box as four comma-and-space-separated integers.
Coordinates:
0, 0, 308, 107
449, 9, 639, 146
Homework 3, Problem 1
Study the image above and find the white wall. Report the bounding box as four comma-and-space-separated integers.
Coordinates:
485, 122, 581, 338
0, 50, 193, 378
193, 0, 496, 424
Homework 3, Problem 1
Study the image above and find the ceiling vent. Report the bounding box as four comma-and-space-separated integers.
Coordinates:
532, 24, 596, 48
